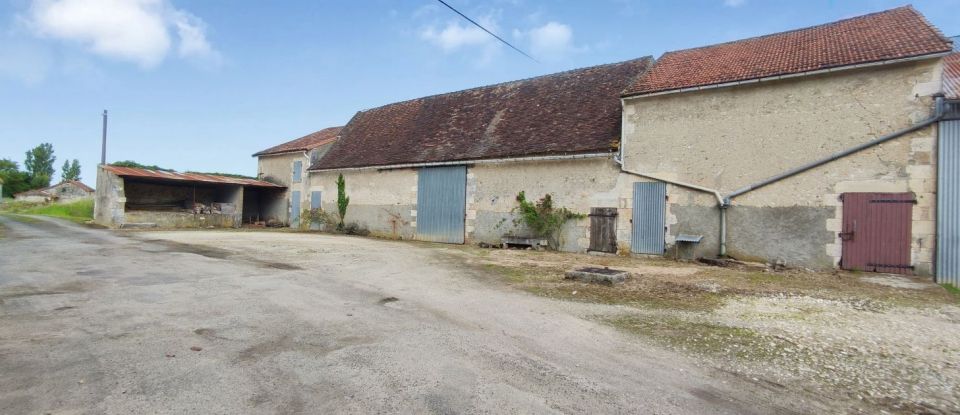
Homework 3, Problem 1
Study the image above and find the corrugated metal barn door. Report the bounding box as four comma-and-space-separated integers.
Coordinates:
416, 166, 466, 244
589, 207, 618, 253
631, 182, 666, 254
289, 191, 300, 227
840, 192, 914, 275
938, 120, 960, 285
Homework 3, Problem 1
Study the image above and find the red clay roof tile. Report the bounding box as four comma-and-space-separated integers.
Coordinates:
311, 57, 652, 170
624, 6, 952, 97
253, 126, 343, 157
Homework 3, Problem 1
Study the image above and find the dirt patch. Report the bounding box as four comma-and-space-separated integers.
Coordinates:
150, 239, 233, 259
145, 239, 303, 270
437, 244, 960, 413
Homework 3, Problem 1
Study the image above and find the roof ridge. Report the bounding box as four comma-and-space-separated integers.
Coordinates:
355, 56, 654, 114
252, 125, 344, 157
660, 5, 923, 58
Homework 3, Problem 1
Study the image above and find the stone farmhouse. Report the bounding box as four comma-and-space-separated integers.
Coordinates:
247, 7, 960, 282
253, 126, 343, 226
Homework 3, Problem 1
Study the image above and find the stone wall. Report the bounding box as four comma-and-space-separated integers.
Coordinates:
467, 158, 636, 252
308, 158, 653, 253
50, 182, 93, 201
94, 166, 125, 227
622, 59, 943, 273
257, 152, 306, 225
310, 169, 418, 239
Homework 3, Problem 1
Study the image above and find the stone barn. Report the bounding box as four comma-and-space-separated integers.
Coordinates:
307, 57, 653, 251
94, 165, 285, 228
253, 126, 342, 227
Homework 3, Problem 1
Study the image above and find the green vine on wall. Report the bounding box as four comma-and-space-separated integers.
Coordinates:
513, 191, 585, 248
299, 208, 334, 230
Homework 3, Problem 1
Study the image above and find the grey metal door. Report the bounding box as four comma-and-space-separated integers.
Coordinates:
290, 191, 300, 227
416, 166, 466, 244
631, 182, 666, 254
938, 120, 960, 285
310, 191, 322, 230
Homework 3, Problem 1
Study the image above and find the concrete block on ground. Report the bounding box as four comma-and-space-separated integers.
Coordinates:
564, 267, 629, 285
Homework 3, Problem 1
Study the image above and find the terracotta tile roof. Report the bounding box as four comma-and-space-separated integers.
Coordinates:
253, 126, 343, 157
102, 165, 284, 188
624, 6, 953, 97
311, 57, 652, 170
945, 53, 960, 99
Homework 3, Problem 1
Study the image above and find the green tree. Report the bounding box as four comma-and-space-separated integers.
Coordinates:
61, 159, 81, 181
25, 143, 56, 188
336, 173, 349, 231
0, 159, 31, 198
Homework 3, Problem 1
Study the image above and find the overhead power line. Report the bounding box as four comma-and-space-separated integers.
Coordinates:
435, 0, 538, 62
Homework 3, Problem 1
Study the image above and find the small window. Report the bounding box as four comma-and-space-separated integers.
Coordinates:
293, 160, 302, 183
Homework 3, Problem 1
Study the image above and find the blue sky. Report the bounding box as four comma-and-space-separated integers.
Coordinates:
1, 0, 958, 182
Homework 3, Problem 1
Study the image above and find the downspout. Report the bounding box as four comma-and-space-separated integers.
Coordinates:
617, 98, 729, 256
617, 106, 941, 259
711, 114, 940, 260
724, 115, 942, 201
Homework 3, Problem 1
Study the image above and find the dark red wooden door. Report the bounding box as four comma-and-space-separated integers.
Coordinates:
840, 193, 914, 275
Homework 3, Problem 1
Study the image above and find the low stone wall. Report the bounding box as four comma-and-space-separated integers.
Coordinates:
124, 211, 238, 228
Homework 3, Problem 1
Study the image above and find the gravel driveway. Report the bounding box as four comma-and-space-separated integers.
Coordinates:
0, 216, 824, 414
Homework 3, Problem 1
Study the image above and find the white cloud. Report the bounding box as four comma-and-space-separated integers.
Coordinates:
723, 0, 746, 7
169, 9, 221, 66
420, 19, 496, 52
24, 0, 218, 68
515, 21, 580, 61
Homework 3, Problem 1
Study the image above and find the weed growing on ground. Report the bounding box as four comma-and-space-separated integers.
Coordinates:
942, 283, 960, 303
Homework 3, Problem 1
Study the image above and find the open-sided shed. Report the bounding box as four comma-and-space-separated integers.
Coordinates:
94, 165, 285, 228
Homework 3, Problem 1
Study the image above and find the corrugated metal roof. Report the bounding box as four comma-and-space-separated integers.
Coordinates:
945, 53, 960, 100
102, 165, 283, 188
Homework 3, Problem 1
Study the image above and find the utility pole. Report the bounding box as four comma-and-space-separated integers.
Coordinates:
100, 110, 108, 165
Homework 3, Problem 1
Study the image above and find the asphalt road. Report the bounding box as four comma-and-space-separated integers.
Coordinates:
0, 216, 821, 414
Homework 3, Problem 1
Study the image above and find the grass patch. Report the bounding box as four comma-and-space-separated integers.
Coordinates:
942, 283, 960, 302
604, 314, 792, 361
0, 199, 93, 223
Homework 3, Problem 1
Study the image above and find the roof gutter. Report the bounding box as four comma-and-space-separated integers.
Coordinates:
622, 51, 951, 100
252, 149, 312, 158
308, 152, 614, 172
